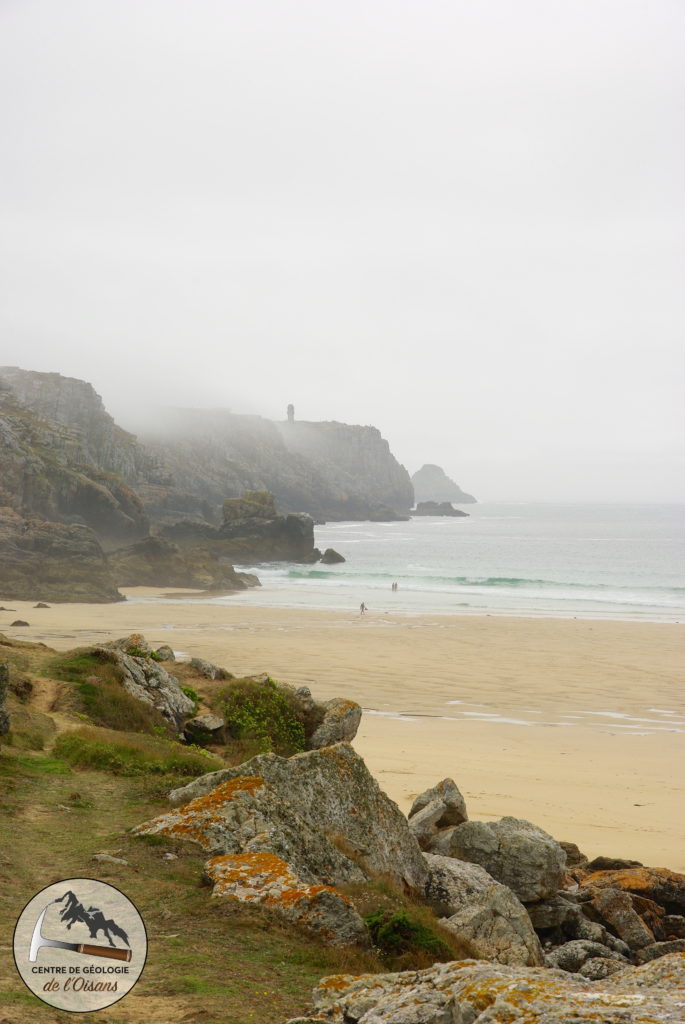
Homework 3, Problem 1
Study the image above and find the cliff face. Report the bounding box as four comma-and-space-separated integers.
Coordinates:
411, 464, 476, 505
0, 373, 150, 542
276, 420, 414, 520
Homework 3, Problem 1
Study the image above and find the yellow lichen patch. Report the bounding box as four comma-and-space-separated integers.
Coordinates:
136, 777, 264, 847
317, 974, 361, 994
206, 851, 352, 910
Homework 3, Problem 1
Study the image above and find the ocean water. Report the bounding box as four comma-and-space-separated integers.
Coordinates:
232, 503, 685, 621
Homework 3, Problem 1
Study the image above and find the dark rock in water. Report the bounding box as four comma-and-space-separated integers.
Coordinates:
10, 620, 29, 627
0, 507, 123, 603
412, 464, 476, 504
33, 602, 50, 608
0, 661, 10, 749
413, 501, 469, 517
320, 548, 345, 564
219, 491, 319, 562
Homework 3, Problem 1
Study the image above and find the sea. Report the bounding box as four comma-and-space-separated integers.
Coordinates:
229, 503, 685, 622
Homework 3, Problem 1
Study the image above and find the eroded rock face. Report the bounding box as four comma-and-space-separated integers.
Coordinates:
205, 852, 367, 946
424, 854, 543, 967
0, 506, 123, 603
447, 816, 567, 902
141, 744, 428, 893
579, 867, 685, 917
302, 952, 685, 1024
96, 641, 195, 731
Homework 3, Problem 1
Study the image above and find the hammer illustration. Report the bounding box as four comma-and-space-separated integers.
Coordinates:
29, 906, 132, 962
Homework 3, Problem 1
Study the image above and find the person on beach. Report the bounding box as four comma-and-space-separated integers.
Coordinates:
360, 602, 367, 614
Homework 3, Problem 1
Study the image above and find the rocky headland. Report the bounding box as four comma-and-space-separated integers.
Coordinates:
1, 630, 684, 1022
413, 501, 470, 517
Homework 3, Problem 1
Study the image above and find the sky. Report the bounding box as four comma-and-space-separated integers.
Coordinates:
1, 0, 683, 502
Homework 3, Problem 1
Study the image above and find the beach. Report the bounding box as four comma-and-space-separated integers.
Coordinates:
3, 589, 683, 872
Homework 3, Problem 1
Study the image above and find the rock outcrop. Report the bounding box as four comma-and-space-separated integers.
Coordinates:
139, 744, 428, 894
412, 501, 469, 517
108, 534, 260, 591
411, 464, 476, 504
0, 506, 123, 603
299, 953, 685, 1023
205, 852, 367, 946
424, 854, 543, 967
444, 816, 567, 902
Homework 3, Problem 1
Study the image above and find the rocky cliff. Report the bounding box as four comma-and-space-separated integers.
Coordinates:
412, 463, 476, 504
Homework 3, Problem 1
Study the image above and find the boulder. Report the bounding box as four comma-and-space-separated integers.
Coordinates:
308, 698, 362, 749
447, 816, 566, 902
559, 840, 589, 868
578, 957, 627, 980
409, 778, 468, 828
184, 713, 226, 745
96, 641, 195, 731
305, 952, 685, 1024
154, 645, 175, 662
579, 866, 685, 916
586, 855, 643, 871
320, 548, 345, 564
188, 657, 231, 680
525, 893, 580, 931
408, 800, 446, 849
588, 887, 656, 950
140, 744, 428, 894
423, 853, 543, 967
635, 939, 685, 964
205, 852, 367, 946
544, 939, 629, 973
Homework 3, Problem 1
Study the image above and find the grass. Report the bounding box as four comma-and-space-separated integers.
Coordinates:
48, 649, 173, 735
54, 726, 223, 776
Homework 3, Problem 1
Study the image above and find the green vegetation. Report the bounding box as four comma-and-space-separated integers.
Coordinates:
215, 677, 306, 756
364, 908, 459, 970
181, 684, 201, 713
48, 649, 171, 734
54, 726, 222, 777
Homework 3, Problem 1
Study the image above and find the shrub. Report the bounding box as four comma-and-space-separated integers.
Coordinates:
54, 727, 221, 777
364, 908, 458, 970
181, 686, 201, 714
214, 678, 306, 756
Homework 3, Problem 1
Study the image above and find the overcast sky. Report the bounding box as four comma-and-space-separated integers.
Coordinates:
1, 0, 683, 501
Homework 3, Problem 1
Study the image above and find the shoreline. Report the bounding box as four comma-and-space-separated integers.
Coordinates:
2, 589, 683, 872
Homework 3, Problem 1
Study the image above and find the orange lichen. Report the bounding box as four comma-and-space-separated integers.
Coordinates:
137, 777, 264, 847
206, 851, 353, 910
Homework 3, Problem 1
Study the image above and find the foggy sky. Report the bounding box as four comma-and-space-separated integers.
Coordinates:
1, 0, 683, 502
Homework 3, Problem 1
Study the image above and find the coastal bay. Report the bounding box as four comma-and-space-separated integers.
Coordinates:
4, 591, 683, 872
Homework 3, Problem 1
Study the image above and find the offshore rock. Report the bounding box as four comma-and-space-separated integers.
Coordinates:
147, 744, 428, 893
0, 506, 123, 603
447, 816, 567, 902
424, 854, 544, 967
205, 852, 367, 946
411, 464, 476, 504
320, 548, 345, 564
303, 952, 685, 1023
412, 501, 469, 517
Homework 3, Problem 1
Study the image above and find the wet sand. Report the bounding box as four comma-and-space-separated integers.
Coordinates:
3, 589, 683, 871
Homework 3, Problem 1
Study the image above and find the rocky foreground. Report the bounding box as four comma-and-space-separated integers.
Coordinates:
2, 632, 684, 1021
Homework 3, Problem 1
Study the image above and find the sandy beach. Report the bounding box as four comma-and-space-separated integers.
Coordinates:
2, 589, 683, 872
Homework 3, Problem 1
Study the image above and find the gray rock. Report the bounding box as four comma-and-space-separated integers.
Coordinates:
578, 957, 627, 980
590, 887, 656, 950
635, 938, 685, 964
559, 840, 589, 868
526, 894, 580, 930
189, 657, 223, 679
448, 816, 567, 902
92, 853, 129, 866
184, 713, 226, 744
663, 915, 685, 938
424, 853, 543, 967
308, 953, 685, 1023
205, 852, 367, 946
408, 799, 446, 849
98, 643, 195, 731
409, 778, 468, 827
141, 743, 428, 894
544, 939, 628, 973
308, 698, 362, 749
154, 645, 175, 661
